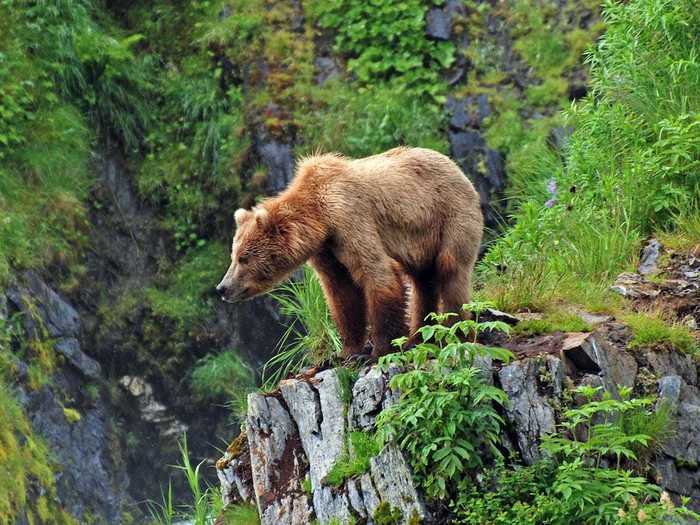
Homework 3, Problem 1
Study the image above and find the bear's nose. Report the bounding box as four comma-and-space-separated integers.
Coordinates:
216, 282, 227, 296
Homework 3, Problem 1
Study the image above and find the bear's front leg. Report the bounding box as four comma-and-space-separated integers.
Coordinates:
365, 270, 409, 358
309, 251, 368, 358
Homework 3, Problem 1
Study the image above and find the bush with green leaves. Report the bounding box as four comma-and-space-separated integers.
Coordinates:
308, 0, 454, 100
452, 385, 696, 525
375, 303, 513, 500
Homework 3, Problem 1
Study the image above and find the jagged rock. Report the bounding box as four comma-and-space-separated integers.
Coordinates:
231, 367, 427, 525
560, 332, 637, 392
481, 307, 520, 325
258, 138, 295, 193
447, 94, 491, 130
369, 444, 427, 523
610, 272, 660, 298
639, 238, 662, 275
8, 271, 80, 338
119, 376, 188, 436
247, 394, 312, 525
498, 356, 561, 464
348, 367, 387, 431
217, 435, 255, 506
574, 309, 613, 326
426, 7, 451, 40
642, 349, 697, 390
449, 128, 506, 229
54, 337, 101, 379
315, 57, 340, 85
280, 370, 347, 489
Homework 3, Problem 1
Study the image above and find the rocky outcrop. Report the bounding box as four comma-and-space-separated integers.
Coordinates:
219, 316, 700, 522
4, 272, 132, 523
218, 368, 426, 524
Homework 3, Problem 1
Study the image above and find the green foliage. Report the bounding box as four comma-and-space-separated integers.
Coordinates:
264, 266, 342, 389
376, 303, 512, 500
190, 350, 255, 419
481, 0, 700, 310
309, 0, 454, 100
324, 432, 381, 488
513, 311, 591, 337
623, 313, 698, 355
453, 386, 694, 525
299, 81, 448, 157
145, 242, 228, 327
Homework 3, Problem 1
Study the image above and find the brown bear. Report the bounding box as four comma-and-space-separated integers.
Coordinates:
216, 146, 483, 358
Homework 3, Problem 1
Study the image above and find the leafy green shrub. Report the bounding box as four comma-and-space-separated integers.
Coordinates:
309, 0, 454, 100
623, 313, 698, 355
376, 304, 513, 500
453, 386, 695, 525
263, 266, 342, 388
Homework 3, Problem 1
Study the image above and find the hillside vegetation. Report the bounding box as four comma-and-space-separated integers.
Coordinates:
0, 0, 699, 523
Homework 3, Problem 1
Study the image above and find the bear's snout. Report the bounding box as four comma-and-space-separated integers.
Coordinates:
216, 278, 247, 303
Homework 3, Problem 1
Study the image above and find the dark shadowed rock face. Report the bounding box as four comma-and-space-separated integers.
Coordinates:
5, 272, 132, 523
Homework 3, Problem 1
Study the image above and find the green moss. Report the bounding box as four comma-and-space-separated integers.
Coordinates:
513, 312, 591, 337
302, 476, 312, 495
62, 407, 82, 424
372, 501, 402, 525
219, 503, 260, 525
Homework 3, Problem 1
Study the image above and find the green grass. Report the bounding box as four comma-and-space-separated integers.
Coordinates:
190, 350, 256, 420
263, 265, 342, 389
299, 81, 448, 158
623, 313, 698, 355
145, 242, 228, 327
480, 0, 700, 312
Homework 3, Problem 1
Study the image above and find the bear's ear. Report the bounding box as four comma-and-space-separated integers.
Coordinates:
254, 208, 270, 227
234, 208, 251, 226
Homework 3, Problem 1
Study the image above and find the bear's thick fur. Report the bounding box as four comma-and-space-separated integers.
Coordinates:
217, 147, 483, 357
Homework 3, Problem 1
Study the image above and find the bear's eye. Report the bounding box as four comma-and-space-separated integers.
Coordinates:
238, 254, 249, 265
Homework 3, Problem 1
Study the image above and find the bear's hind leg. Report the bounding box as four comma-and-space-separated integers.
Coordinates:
364, 261, 409, 358
437, 250, 474, 319
407, 270, 439, 343
309, 251, 368, 358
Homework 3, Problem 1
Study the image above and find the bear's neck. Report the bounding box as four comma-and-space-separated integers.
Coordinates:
272, 193, 329, 264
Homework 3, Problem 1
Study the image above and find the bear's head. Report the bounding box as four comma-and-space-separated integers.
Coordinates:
216, 206, 300, 303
